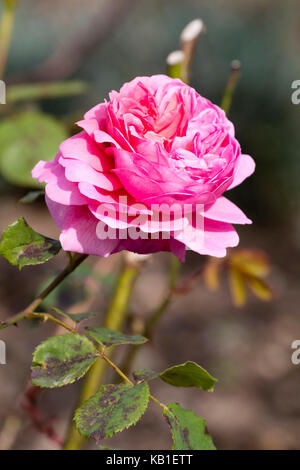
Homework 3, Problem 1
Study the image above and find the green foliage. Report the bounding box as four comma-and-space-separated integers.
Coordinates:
75, 382, 150, 442
134, 361, 217, 391
86, 326, 148, 348
52, 308, 99, 324
0, 217, 61, 269
160, 362, 217, 391
0, 110, 67, 187
31, 333, 98, 388
164, 403, 216, 450
19, 190, 44, 203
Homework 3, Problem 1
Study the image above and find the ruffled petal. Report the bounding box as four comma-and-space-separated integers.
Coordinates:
59, 131, 113, 172
59, 156, 122, 191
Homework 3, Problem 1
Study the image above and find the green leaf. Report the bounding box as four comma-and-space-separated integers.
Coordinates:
31, 333, 98, 388
86, 326, 148, 348
160, 362, 217, 391
0, 110, 67, 187
75, 382, 150, 442
164, 403, 216, 450
19, 190, 44, 204
0, 218, 61, 269
133, 362, 217, 391
52, 308, 99, 324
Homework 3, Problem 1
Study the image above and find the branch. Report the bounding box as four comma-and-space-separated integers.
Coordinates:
0, 253, 88, 330
0, 0, 19, 79
63, 252, 149, 450
221, 60, 242, 115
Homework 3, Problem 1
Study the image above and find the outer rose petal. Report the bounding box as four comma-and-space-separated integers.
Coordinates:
116, 236, 186, 262
32, 159, 87, 205
228, 154, 255, 189
204, 196, 252, 224
89, 203, 188, 233
173, 218, 239, 257
45, 196, 119, 257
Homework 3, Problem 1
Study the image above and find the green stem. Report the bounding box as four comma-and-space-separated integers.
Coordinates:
102, 353, 133, 386
26, 312, 77, 334
120, 255, 181, 377
221, 60, 241, 115
0, 253, 88, 331
0, 0, 18, 80
145, 255, 180, 338
63, 255, 145, 450
102, 354, 167, 411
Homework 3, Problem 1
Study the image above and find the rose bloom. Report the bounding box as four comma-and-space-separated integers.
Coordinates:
32, 75, 255, 261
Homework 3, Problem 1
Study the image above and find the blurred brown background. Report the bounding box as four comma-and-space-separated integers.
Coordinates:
0, 0, 300, 450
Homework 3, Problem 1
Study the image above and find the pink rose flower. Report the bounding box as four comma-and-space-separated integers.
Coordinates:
32, 75, 255, 261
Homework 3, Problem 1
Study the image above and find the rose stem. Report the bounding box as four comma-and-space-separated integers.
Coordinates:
0, 253, 89, 331
180, 18, 206, 83
118, 254, 180, 379
0, 0, 19, 80
63, 253, 148, 450
221, 60, 242, 115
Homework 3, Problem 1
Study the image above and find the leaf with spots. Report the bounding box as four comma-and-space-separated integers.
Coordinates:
75, 382, 150, 442
86, 326, 147, 348
164, 403, 216, 450
0, 218, 61, 269
31, 333, 98, 388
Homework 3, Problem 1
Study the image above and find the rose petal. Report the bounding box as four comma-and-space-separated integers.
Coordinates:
204, 196, 252, 224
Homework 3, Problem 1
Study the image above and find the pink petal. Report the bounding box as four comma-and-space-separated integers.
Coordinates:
228, 154, 255, 189
78, 182, 151, 214
32, 159, 86, 205
45, 196, 119, 257
169, 237, 186, 262
173, 218, 239, 257
204, 196, 252, 224
59, 157, 122, 191
94, 129, 121, 148
76, 118, 101, 138
89, 203, 187, 233
59, 131, 113, 172
83, 102, 107, 123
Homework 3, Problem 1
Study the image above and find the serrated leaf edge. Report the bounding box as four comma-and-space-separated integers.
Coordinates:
31, 333, 98, 388
163, 403, 216, 451
74, 382, 150, 441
